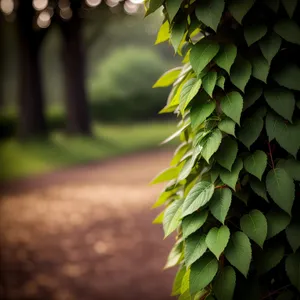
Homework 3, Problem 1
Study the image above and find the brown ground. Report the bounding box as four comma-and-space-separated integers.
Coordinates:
0, 149, 176, 300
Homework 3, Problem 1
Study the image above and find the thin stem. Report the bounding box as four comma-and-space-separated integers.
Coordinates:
268, 141, 275, 170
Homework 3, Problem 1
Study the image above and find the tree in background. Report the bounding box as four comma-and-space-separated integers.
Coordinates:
150, 0, 300, 299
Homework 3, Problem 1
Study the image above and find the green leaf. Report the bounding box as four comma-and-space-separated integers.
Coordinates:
153, 67, 182, 88
244, 24, 267, 46
203, 71, 218, 97
273, 64, 300, 91
153, 210, 164, 224
182, 211, 209, 238
190, 254, 219, 294
218, 118, 236, 137
276, 290, 295, 300
195, 0, 225, 32
171, 20, 186, 53
228, 0, 255, 24
165, 241, 183, 269
266, 209, 290, 239
214, 44, 237, 74
213, 266, 236, 300
155, 21, 170, 45
286, 222, 300, 252
166, 0, 182, 21
181, 267, 191, 294
151, 166, 180, 184
244, 150, 267, 180
220, 158, 243, 190
259, 32, 282, 63
172, 266, 186, 296
201, 129, 223, 163
221, 92, 243, 125
264, 88, 295, 122
274, 19, 300, 45
182, 181, 215, 217
163, 200, 183, 237
243, 83, 263, 111
225, 231, 252, 277
209, 188, 232, 224
190, 100, 216, 129
240, 209, 267, 248
286, 253, 300, 292
266, 112, 300, 156
216, 76, 225, 89
249, 177, 268, 202
180, 78, 202, 113
206, 225, 230, 259
237, 116, 264, 149
251, 54, 269, 83
277, 159, 300, 181
190, 39, 220, 75
215, 138, 238, 171
263, 0, 279, 12
185, 233, 208, 266
256, 244, 285, 274
179, 291, 192, 300
146, 0, 164, 15
230, 56, 252, 92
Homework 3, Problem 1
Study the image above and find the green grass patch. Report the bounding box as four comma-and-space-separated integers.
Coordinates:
0, 122, 177, 181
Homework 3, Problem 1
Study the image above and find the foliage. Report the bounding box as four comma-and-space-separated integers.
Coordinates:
149, 0, 300, 299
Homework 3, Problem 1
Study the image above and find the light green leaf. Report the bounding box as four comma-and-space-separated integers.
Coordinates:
163, 200, 183, 237
180, 78, 202, 113
209, 188, 232, 224
251, 54, 270, 83
152, 190, 175, 208
190, 254, 219, 294
215, 138, 238, 171
171, 143, 190, 166
155, 21, 170, 45
153, 67, 182, 88
201, 129, 223, 163
166, 0, 182, 21
185, 234, 208, 266
214, 44, 237, 74
277, 159, 300, 181
244, 150, 267, 180
240, 209, 267, 248
230, 56, 252, 92
228, 0, 255, 24
244, 24, 267, 46
151, 166, 180, 184
171, 20, 186, 53
182, 210, 209, 238
243, 83, 263, 111
206, 225, 230, 259
273, 64, 300, 91
181, 267, 190, 294
286, 222, 300, 252
282, 0, 298, 17
266, 209, 290, 239
264, 87, 295, 122
172, 265, 186, 296
256, 244, 285, 274
225, 231, 252, 277
220, 158, 243, 190
203, 71, 218, 97
165, 241, 183, 269
266, 168, 295, 215
259, 32, 282, 63
266, 112, 300, 156
218, 118, 236, 136
216, 76, 226, 89
179, 291, 192, 300
190, 39, 220, 75
237, 116, 264, 149
221, 92, 243, 125
146, 0, 164, 15
153, 210, 164, 224
182, 181, 215, 217
190, 100, 216, 129
213, 266, 236, 300
162, 122, 189, 144
286, 253, 300, 292
249, 177, 268, 202
274, 19, 300, 45
195, 0, 225, 32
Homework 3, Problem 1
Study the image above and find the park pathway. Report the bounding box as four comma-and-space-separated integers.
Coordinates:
0, 149, 176, 300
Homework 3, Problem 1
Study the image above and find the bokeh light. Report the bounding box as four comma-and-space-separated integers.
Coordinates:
85, 0, 102, 8
0, 0, 14, 15
124, 1, 139, 14
37, 10, 51, 28
32, 0, 48, 11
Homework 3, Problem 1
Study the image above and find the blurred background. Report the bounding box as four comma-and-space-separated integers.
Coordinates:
0, 1, 179, 299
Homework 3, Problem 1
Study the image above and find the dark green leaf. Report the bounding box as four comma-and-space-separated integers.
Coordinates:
244, 150, 267, 180
214, 44, 237, 74
201, 129, 223, 163
215, 137, 238, 171
163, 200, 183, 237
230, 56, 252, 92
286, 222, 300, 252
220, 158, 243, 190
244, 24, 267, 46
146, 0, 164, 15
166, 0, 182, 21
203, 71, 218, 97
286, 253, 300, 292
171, 20, 186, 53
273, 64, 300, 91
216, 76, 226, 89
213, 266, 236, 300
225, 231, 252, 277
221, 92, 243, 125
266, 210, 290, 239
277, 158, 300, 181
209, 188, 232, 224
243, 83, 263, 111
228, 0, 255, 24
274, 19, 300, 45
263, 0, 279, 12
182, 210, 209, 238
250, 177, 269, 202
185, 233, 207, 266
251, 54, 269, 83
259, 32, 282, 63
218, 118, 236, 136
206, 225, 230, 259
191, 100, 216, 129
276, 290, 295, 300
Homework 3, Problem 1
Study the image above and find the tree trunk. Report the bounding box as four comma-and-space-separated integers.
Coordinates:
16, 1, 47, 139
60, 8, 91, 135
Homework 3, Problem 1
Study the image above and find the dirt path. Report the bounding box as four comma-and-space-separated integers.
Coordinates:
0, 149, 176, 300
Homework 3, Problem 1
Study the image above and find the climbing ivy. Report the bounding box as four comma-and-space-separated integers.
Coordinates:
148, 0, 300, 299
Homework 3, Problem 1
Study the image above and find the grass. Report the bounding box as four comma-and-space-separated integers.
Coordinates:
0, 121, 177, 181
